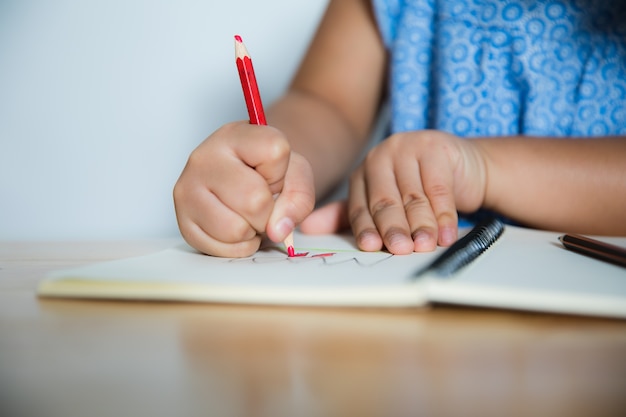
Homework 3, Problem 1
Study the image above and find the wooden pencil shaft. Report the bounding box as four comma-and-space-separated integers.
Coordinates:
236, 55, 266, 125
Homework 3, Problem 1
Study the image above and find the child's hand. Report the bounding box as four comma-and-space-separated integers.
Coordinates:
301, 130, 487, 254
174, 122, 315, 257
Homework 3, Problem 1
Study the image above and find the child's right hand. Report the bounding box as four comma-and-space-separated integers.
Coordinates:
173, 121, 315, 257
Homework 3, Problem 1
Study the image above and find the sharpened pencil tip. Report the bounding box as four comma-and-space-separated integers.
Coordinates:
234, 34, 242, 43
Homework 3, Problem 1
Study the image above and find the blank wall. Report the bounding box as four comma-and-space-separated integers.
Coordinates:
0, 0, 328, 239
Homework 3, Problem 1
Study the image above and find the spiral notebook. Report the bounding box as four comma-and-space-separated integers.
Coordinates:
38, 221, 626, 318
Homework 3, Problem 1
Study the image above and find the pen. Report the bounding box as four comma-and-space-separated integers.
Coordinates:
559, 234, 626, 268
234, 35, 296, 257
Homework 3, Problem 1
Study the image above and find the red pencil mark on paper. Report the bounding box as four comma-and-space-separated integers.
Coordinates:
227, 251, 396, 266
287, 245, 310, 257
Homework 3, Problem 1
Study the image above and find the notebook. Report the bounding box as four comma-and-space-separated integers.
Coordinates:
37, 225, 626, 318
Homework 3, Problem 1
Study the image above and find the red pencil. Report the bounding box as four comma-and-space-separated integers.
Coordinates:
234, 35, 296, 257
234, 35, 266, 125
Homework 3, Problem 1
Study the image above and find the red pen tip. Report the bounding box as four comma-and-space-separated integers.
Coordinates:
234, 35, 243, 43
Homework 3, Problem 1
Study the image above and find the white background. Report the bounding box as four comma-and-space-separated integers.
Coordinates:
0, 0, 328, 240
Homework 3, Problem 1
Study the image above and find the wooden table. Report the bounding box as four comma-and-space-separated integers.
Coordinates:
1, 241, 625, 417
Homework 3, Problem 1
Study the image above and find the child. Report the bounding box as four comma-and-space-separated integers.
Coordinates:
174, 0, 626, 257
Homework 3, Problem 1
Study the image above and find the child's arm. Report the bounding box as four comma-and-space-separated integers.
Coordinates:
477, 136, 626, 235
267, 0, 387, 198
301, 133, 626, 255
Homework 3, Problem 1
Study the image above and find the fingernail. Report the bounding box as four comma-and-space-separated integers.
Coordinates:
274, 217, 295, 240
358, 230, 381, 251
386, 229, 413, 254
413, 230, 435, 251
440, 226, 457, 246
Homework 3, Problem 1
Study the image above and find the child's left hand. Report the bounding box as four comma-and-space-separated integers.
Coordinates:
301, 130, 488, 254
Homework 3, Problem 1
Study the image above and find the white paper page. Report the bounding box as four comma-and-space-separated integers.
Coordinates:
40, 232, 442, 306
427, 226, 626, 317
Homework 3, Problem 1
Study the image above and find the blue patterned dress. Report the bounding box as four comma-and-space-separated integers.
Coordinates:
371, 0, 626, 137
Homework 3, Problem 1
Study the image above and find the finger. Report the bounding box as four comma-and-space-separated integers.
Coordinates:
180, 219, 262, 258
299, 200, 350, 234
362, 155, 414, 255
207, 156, 275, 234
347, 166, 384, 252
174, 178, 261, 257
227, 123, 291, 194
203, 124, 289, 232
419, 149, 459, 246
183, 186, 258, 244
267, 153, 315, 242
394, 156, 438, 252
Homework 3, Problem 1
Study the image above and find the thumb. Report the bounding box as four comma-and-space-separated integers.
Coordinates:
299, 200, 350, 235
266, 153, 315, 242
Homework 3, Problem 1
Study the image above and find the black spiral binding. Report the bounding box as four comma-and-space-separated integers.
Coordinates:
415, 218, 505, 278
